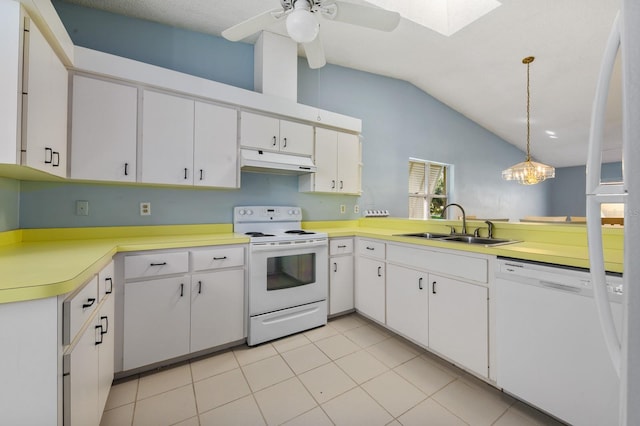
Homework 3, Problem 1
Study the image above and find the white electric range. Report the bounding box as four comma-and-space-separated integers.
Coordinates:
234, 206, 328, 345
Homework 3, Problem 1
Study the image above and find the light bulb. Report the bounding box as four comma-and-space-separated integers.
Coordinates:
286, 7, 319, 43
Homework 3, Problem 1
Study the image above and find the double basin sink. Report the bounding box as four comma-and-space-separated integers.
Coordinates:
396, 232, 519, 247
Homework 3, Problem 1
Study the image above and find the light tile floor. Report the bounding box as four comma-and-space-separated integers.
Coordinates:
100, 313, 565, 426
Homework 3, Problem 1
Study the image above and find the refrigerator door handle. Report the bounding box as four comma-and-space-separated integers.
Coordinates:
586, 11, 622, 378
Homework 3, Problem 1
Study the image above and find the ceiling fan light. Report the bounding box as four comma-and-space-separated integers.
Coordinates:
286, 8, 319, 43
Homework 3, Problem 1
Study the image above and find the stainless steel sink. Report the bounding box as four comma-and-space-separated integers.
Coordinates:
395, 232, 451, 239
396, 233, 519, 247
441, 235, 519, 247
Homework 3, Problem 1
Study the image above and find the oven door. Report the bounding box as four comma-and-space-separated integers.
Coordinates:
249, 239, 328, 316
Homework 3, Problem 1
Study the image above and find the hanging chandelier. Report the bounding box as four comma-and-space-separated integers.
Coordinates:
502, 56, 555, 185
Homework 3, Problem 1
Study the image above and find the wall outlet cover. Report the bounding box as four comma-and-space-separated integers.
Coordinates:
140, 202, 151, 216
354, 205, 360, 214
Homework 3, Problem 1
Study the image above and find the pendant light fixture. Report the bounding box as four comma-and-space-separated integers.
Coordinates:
502, 56, 555, 185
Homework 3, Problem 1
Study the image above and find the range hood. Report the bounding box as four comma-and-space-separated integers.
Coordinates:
240, 149, 317, 175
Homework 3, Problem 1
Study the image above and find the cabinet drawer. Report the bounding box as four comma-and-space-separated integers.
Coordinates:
124, 252, 189, 279
63, 276, 99, 345
191, 246, 244, 271
357, 239, 386, 260
387, 245, 488, 283
98, 260, 115, 302
330, 238, 354, 255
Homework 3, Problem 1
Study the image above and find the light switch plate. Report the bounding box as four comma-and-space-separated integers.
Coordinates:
76, 200, 89, 216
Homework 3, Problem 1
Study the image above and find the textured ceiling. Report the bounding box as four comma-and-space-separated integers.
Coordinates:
62, 0, 622, 167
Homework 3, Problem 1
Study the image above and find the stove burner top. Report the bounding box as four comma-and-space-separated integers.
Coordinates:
285, 230, 316, 235
245, 232, 275, 237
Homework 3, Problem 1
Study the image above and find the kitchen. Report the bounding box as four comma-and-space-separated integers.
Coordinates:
0, 0, 637, 425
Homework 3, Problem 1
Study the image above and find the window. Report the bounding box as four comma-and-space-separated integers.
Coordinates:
409, 159, 450, 219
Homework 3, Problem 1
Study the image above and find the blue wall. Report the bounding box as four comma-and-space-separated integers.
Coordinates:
15, 2, 549, 228
0, 177, 20, 231
548, 162, 623, 217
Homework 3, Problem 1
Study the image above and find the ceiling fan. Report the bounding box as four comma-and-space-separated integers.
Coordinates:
221, 0, 401, 69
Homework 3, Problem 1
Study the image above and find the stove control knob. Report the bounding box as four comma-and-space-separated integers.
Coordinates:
288, 209, 294, 215
246, 209, 253, 215
238, 209, 246, 216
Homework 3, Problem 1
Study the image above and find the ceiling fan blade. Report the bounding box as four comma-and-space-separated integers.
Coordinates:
331, 1, 400, 32
302, 36, 326, 69
221, 8, 284, 41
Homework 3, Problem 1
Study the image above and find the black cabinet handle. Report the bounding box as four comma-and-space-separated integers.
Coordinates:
213, 256, 227, 260
184, 168, 188, 180
333, 262, 338, 272
180, 283, 184, 297
82, 298, 96, 309
432, 281, 437, 294
366, 246, 375, 251
272, 136, 277, 146
331, 180, 336, 189
124, 163, 129, 176
199, 169, 204, 180
44, 147, 53, 164
105, 277, 113, 294
338, 245, 347, 248
340, 180, 344, 189
100, 315, 109, 335
198, 281, 202, 294
52, 151, 60, 167
283, 137, 287, 148
150, 262, 167, 266
377, 266, 382, 277
419, 277, 423, 290
95, 325, 103, 345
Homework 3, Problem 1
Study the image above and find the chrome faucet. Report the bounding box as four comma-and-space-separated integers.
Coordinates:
441, 203, 467, 235
484, 220, 494, 239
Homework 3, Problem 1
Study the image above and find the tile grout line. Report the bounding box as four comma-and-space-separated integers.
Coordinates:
232, 346, 270, 426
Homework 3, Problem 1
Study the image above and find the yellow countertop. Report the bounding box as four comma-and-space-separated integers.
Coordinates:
0, 219, 624, 304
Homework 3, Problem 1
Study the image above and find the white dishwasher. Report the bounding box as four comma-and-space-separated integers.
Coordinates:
495, 258, 623, 426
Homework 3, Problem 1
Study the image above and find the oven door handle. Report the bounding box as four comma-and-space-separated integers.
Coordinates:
251, 240, 328, 252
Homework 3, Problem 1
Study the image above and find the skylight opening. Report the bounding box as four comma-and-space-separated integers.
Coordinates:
365, 0, 502, 36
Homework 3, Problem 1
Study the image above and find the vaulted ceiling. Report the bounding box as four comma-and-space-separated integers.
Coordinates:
61, 0, 622, 167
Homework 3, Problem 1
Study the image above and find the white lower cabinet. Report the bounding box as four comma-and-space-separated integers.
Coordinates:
122, 245, 246, 371
329, 238, 354, 316
386, 264, 429, 347
428, 274, 488, 377
190, 269, 244, 353
63, 262, 116, 426
123, 276, 191, 371
355, 256, 386, 324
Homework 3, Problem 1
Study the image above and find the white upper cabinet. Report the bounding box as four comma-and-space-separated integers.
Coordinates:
70, 75, 137, 182
193, 101, 238, 188
299, 127, 361, 194
21, 17, 68, 177
141, 90, 195, 186
240, 111, 313, 156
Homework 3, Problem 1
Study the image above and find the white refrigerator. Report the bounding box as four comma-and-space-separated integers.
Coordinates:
586, 1, 640, 425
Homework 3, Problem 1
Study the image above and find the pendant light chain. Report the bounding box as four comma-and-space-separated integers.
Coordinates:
526, 57, 531, 162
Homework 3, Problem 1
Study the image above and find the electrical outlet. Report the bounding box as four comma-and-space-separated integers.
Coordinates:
140, 202, 151, 216
76, 200, 89, 216
354, 205, 360, 214
340, 204, 346, 214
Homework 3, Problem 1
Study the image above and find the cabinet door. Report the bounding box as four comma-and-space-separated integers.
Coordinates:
191, 269, 245, 352
386, 264, 429, 347
123, 276, 191, 370
71, 76, 137, 182
22, 19, 68, 177
329, 255, 354, 315
337, 132, 360, 194
428, 274, 488, 377
194, 101, 238, 188
141, 90, 194, 185
313, 127, 338, 192
64, 320, 100, 426
240, 112, 280, 151
355, 257, 385, 323
97, 294, 115, 417
279, 120, 313, 156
